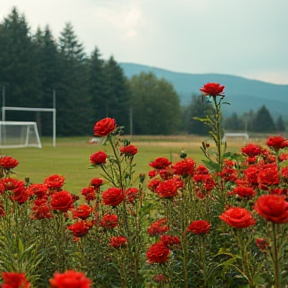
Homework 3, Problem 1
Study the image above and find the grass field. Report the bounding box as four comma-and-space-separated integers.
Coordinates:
0, 134, 268, 195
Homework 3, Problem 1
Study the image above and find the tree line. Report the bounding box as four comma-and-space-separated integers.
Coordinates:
0, 8, 286, 137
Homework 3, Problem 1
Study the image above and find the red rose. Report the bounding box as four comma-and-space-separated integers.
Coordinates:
255, 238, 269, 251
81, 187, 96, 202
0, 156, 19, 169
160, 235, 181, 249
241, 143, 262, 157
31, 198, 52, 220
49, 270, 92, 288
187, 220, 211, 234
110, 236, 128, 248
102, 187, 125, 207
100, 214, 118, 229
90, 151, 107, 165
254, 195, 288, 223
172, 158, 195, 177
148, 178, 161, 192
44, 174, 65, 190
152, 274, 166, 283
72, 204, 92, 220
233, 186, 256, 199
147, 218, 169, 236
159, 167, 174, 180
200, 82, 225, 97
258, 163, 279, 190
125, 187, 139, 204
51, 190, 73, 212
9, 180, 29, 204
94, 117, 116, 137
149, 157, 171, 170
219, 207, 256, 228
120, 144, 138, 156
148, 170, 158, 178
90, 178, 104, 189
244, 165, 259, 186
67, 221, 92, 237
1, 272, 31, 288
266, 136, 288, 152
146, 242, 170, 264
156, 177, 184, 198
27, 183, 47, 198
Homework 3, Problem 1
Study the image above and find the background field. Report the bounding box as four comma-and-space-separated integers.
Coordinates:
0, 135, 268, 195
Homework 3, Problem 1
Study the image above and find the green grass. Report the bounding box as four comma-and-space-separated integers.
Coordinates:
0, 135, 261, 195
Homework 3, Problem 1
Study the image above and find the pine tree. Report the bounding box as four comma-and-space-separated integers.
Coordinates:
252, 105, 276, 133
275, 115, 286, 133
57, 22, 92, 136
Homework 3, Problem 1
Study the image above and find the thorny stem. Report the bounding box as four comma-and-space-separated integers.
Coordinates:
272, 223, 280, 288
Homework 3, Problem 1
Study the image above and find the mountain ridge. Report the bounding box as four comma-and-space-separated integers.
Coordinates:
119, 62, 288, 118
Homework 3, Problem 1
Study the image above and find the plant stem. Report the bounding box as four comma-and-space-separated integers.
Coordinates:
272, 223, 280, 288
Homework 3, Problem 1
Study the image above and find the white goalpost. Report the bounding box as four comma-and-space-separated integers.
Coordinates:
1, 106, 56, 148
223, 132, 249, 143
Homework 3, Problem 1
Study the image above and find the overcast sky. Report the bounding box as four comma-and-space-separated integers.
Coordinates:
1, 0, 287, 84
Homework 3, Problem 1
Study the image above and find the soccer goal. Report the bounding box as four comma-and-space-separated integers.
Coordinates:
223, 133, 249, 143
0, 121, 42, 148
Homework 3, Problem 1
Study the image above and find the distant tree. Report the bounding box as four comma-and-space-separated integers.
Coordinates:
224, 112, 245, 131
251, 105, 276, 133
128, 72, 181, 135
87, 47, 106, 123
275, 115, 286, 133
0, 7, 40, 120
57, 22, 92, 136
183, 95, 214, 135
103, 56, 131, 131
240, 110, 255, 132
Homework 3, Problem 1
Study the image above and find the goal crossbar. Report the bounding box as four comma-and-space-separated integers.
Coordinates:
223, 133, 249, 142
1, 106, 56, 147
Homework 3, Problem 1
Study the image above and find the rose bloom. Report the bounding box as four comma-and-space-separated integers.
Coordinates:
68, 221, 92, 237
81, 187, 96, 202
160, 235, 181, 249
0, 203, 6, 217
146, 242, 170, 264
152, 274, 166, 283
156, 177, 184, 198
49, 270, 91, 288
110, 236, 128, 248
27, 183, 47, 198
219, 207, 256, 228
148, 170, 158, 178
233, 186, 256, 199
102, 187, 125, 207
241, 143, 262, 158
100, 214, 118, 229
0, 156, 19, 169
72, 204, 92, 220
1, 272, 31, 288
51, 190, 73, 212
147, 218, 169, 236
195, 164, 209, 175
44, 174, 65, 190
281, 167, 288, 180
279, 153, 288, 162
258, 163, 279, 189
266, 136, 288, 152
187, 220, 211, 234
149, 157, 171, 170
147, 178, 161, 192
120, 144, 138, 156
244, 165, 259, 186
125, 187, 139, 204
254, 194, 288, 223
10, 181, 30, 204
199, 82, 225, 97
90, 178, 104, 189
90, 151, 107, 165
31, 198, 52, 220
94, 117, 116, 137
159, 167, 174, 180
172, 158, 195, 177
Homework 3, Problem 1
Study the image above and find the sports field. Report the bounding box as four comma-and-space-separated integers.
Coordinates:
0, 135, 266, 195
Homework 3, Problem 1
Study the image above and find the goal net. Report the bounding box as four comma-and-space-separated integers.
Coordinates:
0, 121, 42, 148
223, 133, 249, 143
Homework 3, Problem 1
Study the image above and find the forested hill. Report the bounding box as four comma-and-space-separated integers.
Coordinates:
120, 63, 288, 118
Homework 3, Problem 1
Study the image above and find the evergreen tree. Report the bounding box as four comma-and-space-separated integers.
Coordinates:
251, 105, 276, 133
275, 115, 286, 133
128, 72, 181, 135
57, 22, 92, 136
87, 47, 106, 123
0, 7, 40, 121
183, 95, 214, 135
103, 56, 131, 131
224, 112, 245, 131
